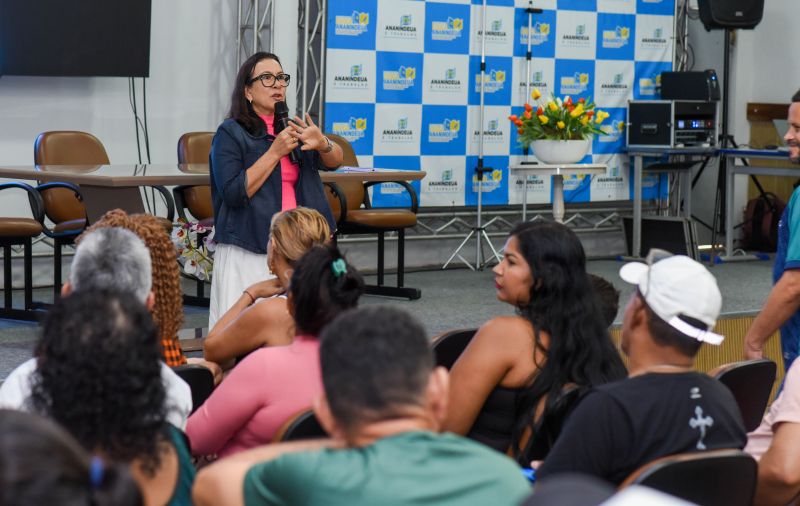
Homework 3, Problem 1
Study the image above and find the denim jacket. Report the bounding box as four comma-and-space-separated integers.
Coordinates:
209, 118, 336, 254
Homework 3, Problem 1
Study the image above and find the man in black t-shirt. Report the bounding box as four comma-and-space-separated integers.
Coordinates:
537, 252, 747, 486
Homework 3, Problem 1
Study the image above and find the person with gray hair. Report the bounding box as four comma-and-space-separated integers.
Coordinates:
0, 227, 192, 428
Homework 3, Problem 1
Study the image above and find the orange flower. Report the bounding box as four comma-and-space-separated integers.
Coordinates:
524, 103, 533, 112
508, 114, 518, 121
517, 128, 524, 134
523, 110, 532, 119
537, 106, 544, 116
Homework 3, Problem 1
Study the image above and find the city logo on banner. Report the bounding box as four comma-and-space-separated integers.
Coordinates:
383, 65, 416, 91
602, 26, 630, 49
384, 14, 417, 40
514, 174, 545, 192
430, 67, 463, 93
431, 17, 464, 42
639, 73, 661, 96
477, 19, 509, 43
641, 27, 668, 49
428, 118, 461, 143
335, 11, 370, 37
381, 116, 414, 143
520, 22, 550, 46
595, 160, 625, 189
472, 169, 503, 192
562, 24, 591, 48
331, 117, 368, 143
600, 73, 630, 96
472, 118, 505, 145
333, 64, 369, 90
598, 120, 626, 144
560, 72, 590, 95
518, 70, 551, 98
428, 168, 459, 193
474, 69, 506, 94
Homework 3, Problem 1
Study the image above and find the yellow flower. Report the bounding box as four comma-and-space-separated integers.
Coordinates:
557, 121, 565, 129
595, 110, 609, 124
570, 104, 584, 118
548, 101, 558, 112
581, 116, 590, 126
538, 115, 549, 124
531, 88, 542, 100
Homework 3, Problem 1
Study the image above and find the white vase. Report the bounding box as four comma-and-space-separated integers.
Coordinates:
531, 139, 591, 165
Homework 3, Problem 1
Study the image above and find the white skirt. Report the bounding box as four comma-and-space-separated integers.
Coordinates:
208, 243, 274, 330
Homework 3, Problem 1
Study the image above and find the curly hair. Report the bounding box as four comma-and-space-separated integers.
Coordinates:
78, 209, 185, 365
30, 290, 168, 477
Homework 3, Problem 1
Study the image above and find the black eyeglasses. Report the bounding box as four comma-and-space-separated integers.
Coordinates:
248, 72, 291, 88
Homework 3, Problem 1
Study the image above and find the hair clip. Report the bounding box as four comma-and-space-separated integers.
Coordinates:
331, 258, 347, 278
89, 456, 104, 488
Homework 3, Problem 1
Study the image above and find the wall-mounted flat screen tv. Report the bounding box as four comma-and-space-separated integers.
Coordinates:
0, 0, 151, 77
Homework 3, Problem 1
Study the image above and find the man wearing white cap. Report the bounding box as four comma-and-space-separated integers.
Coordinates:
536, 252, 746, 485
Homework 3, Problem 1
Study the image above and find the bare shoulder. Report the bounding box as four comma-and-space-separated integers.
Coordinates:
476, 315, 534, 343
249, 297, 290, 322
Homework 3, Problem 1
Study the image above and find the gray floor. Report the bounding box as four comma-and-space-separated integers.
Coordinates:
0, 258, 775, 379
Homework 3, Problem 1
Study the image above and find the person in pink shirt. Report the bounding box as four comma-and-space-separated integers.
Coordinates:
186, 245, 364, 458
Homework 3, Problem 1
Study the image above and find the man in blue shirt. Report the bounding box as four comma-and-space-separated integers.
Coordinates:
745, 89, 800, 370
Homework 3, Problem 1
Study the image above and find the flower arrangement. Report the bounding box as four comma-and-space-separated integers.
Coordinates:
509, 88, 611, 145
171, 221, 215, 281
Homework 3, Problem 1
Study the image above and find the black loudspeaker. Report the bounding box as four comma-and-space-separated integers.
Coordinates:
697, 0, 764, 30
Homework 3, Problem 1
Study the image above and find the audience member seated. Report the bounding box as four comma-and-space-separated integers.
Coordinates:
186, 245, 363, 457
537, 252, 747, 485
203, 207, 331, 368
81, 209, 222, 383
0, 227, 192, 428
745, 357, 800, 505
444, 221, 627, 456
589, 273, 621, 327
0, 409, 141, 506
29, 290, 196, 506
192, 306, 533, 506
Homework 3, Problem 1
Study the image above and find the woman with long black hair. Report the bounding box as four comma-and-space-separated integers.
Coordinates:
444, 220, 627, 459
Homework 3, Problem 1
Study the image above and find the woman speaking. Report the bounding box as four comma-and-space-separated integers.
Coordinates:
209, 52, 342, 327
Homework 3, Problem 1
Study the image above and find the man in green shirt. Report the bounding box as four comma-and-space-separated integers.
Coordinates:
194, 306, 532, 506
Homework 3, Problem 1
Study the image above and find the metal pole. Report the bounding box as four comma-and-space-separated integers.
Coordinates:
237, 0, 243, 65
476, 0, 488, 267
319, 0, 327, 126
302, 0, 311, 116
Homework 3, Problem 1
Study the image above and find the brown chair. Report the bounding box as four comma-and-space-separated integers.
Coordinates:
174, 132, 214, 307
431, 328, 477, 370
0, 183, 45, 320
174, 132, 214, 226
709, 358, 777, 432
325, 134, 420, 300
173, 363, 215, 415
272, 409, 327, 442
34, 131, 175, 298
620, 449, 757, 506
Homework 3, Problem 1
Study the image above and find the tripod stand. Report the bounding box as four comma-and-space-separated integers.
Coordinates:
443, 0, 501, 270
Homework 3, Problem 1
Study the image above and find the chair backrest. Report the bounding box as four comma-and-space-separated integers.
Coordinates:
173, 364, 215, 414
620, 449, 757, 506
710, 358, 776, 432
327, 133, 359, 167
431, 328, 477, 370
521, 385, 583, 463
324, 134, 366, 216
34, 131, 108, 223
177, 132, 214, 164
272, 409, 327, 442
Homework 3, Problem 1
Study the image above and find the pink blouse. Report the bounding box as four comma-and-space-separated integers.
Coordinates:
185, 335, 322, 457
259, 113, 299, 210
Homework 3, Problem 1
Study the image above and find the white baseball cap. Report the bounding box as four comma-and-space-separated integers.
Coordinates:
619, 252, 724, 345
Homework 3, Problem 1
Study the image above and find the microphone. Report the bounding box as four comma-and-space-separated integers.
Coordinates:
274, 100, 299, 164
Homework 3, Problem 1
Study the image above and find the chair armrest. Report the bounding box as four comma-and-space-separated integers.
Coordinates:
172, 185, 190, 222
0, 182, 45, 224
363, 180, 419, 213
324, 182, 348, 225
146, 185, 176, 222
35, 181, 84, 201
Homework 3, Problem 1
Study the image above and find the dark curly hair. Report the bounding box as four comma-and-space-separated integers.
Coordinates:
0, 409, 141, 506
30, 289, 168, 477
508, 221, 627, 460
290, 244, 364, 336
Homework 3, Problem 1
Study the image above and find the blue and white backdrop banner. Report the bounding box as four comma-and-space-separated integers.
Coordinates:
324, 0, 675, 208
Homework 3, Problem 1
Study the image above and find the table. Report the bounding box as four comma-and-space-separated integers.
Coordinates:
718, 148, 797, 261
0, 164, 426, 221
627, 147, 716, 258
509, 162, 607, 223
